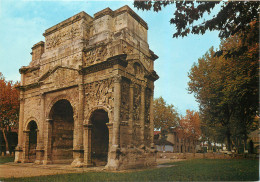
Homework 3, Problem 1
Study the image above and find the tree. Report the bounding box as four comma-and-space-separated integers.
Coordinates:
153, 97, 179, 145
0, 72, 19, 155
176, 109, 201, 153
177, 110, 201, 140
188, 30, 258, 151
134, 1, 259, 57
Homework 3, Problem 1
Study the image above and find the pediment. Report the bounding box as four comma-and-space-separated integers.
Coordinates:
39, 66, 78, 81
39, 66, 79, 87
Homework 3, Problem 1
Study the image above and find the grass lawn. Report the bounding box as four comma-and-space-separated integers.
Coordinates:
0, 156, 14, 164
2, 159, 259, 181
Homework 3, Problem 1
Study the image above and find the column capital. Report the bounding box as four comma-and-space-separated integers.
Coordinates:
46, 118, 53, 123
23, 130, 30, 133
83, 124, 93, 128
130, 82, 135, 88
113, 75, 122, 83
40, 92, 45, 98
141, 84, 146, 91
106, 123, 113, 127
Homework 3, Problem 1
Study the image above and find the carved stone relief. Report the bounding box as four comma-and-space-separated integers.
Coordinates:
84, 78, 114, 116
45, 25, 80, 50
120, 79, 130, 121
144, 88, 151, 145
83, 45, 108, 66
132, 83, 141, 146
133, 84, 141, 122
42, 68, 78, 89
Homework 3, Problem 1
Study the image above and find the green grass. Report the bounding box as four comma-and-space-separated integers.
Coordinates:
2, 159, 259, 181
0, 156, 14, 164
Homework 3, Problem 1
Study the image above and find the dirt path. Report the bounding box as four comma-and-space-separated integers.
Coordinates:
0, 163, 104, 179
0, 159, 184, 179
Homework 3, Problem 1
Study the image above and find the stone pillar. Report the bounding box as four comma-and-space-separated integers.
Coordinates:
71, 84, 84, 167
106, 122, 113, 153
34, 129, 42, 164
43, 119, 53, 165
140, 85, 145, 147
128, 83, 134, 148
83, 124, 93, 167
150, 88, 155, 148
107, 75, 121, 170
22, 130, 30, 163
106, 122, 113, 169
15, 92, 24, 163
35, 93, 45, 164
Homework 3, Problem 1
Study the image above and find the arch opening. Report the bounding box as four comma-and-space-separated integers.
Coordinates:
49, 99, 74, 164
28, 120, 38, 162
90, 109, 109, 166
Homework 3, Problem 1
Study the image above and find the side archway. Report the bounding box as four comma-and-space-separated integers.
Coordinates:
25, 120, 38, 162
89, 109, 109, 166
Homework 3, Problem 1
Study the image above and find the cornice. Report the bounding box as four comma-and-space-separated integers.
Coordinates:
82, 54, 128, 75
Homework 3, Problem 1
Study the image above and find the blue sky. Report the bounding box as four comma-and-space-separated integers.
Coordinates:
0, 0, 221, 115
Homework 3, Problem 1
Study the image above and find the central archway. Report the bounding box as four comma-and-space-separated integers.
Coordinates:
49, 99, 74, 164
90, 109, 109, 166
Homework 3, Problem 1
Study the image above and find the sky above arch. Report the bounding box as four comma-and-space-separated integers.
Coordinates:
0, 0, 221, 115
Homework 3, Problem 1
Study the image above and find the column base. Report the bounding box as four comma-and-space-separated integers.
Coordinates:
105, 158, 119, 170
85, 162, 94, 167
71, 158, 84, 167
72, 148, 84, 167
14, 151, 22, 163
42, 160, 52, 165
34, 160, 42, 164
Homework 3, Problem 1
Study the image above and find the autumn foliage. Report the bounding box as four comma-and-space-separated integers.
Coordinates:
0, 72, 20, 153
188, 23, 259, 151
176, 110, 201, 142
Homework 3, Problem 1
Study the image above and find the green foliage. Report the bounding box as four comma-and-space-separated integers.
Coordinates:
3, 159, 259, 181
188, 32, 259, 150
134, 1, 259, 57
153, 97, 179, 144
134, 1, 259, 38
153, 97, 179, 131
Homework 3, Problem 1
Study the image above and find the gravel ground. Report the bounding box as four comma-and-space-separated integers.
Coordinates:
0, 163, 104, 178
0, 159, 185, 179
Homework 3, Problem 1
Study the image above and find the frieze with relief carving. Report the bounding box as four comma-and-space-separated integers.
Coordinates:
120, 79, 130, 121
133, 84, 141, 122
45, 26, 80, 50
41, 67, 78, 89
84, 78, 114, 111
132, 83, 141, 146
144, 88, 151, 145
83, 45, 108, 66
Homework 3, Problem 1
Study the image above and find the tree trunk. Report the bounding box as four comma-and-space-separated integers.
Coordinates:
243, 137, 247, 152
226, 131, 231, 151
183, 139, 186, 159
2, 128, 9, 155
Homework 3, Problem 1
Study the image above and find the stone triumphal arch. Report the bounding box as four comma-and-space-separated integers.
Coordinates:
15, 5, 159, 170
